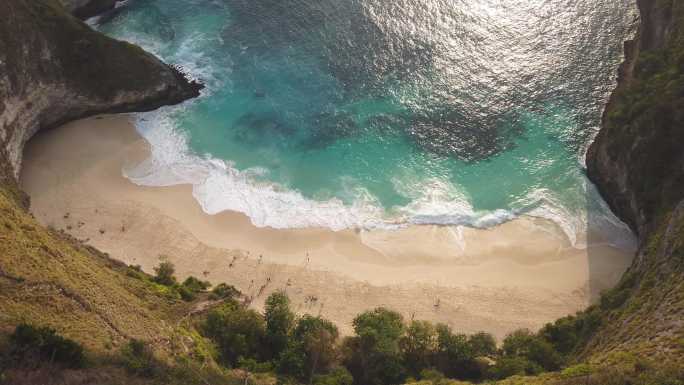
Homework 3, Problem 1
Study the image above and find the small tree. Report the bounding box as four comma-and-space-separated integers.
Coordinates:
203, 302, 266, 366
501, 329, 562, 373
433, 324, 483, 380
400, 320, 436, 377
264, 291, 295, 360
343, 308, 406, 385
153, 261, 177, 286
279, 315, 339, 383
468, 332, 497, 357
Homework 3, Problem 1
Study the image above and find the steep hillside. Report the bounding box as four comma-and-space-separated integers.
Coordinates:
585, 0, 684, 362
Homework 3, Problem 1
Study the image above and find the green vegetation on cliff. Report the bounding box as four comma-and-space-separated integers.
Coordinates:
583, 0, 684, 366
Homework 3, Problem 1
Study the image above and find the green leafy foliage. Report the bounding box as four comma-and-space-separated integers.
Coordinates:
211, 283, 241, 300
202, 301, 266, 367
265, 291, 295, 360
498, 329, 562, 375
278, 315, 339, 382
8, 324, 85, 369
154, 261, 177, 286
343, 308, 406, 385
313, 367, 354, 385
120, 339, 160, 378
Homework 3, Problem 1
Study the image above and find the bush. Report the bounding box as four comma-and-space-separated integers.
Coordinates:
154, 261, 177, 286
178, 284, 196, 301
561, 363, 593, 378
433, 324, 482, 380
210, 283, 241, 300
278, 315, 339, 381
264, 291, 295, 360
467, 332, 497, 357
487, 356, 530, 379
9, 324, 85, 369
501, 329, 562, 372
238, 357, 274, 373
343, 308, 406, 385
182, 276, 211, 293
120, 339, 160, 378
313, 367, 354, 385
400, 320, 436, 377
202, 301, 267, 366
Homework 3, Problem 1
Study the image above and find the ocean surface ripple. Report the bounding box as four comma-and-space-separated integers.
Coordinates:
99, 0, 638, 249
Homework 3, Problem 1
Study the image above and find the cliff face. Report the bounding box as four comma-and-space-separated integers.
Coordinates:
584, 0, 684, 360
587, 0, 684, 240
0, 0, 201, 188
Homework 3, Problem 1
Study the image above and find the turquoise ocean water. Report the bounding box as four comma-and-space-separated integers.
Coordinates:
96, 0, 638, 247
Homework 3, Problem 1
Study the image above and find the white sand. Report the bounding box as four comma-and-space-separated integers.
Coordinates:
19, 115, 634, 338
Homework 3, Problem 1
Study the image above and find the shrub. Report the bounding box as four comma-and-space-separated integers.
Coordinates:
178, 285, 196, 301
238, 357, 274, 373
9, 324, 85, 369
120, 339, 160, 378
501, 329, 562, 372
278, 315, 339, 381
210, 283, 241, 300
182, 276, 211, 293
202, 302, 266, 366
343, 308, 406, 385
154, 261, 177, 286
433, 324, 481, 380
467, 332, 497, 357
400, 320, 436, 377
561, 363, 593, 378
264, 291, 295, 360
313, 367, 354, 385
487, 356, 530, 379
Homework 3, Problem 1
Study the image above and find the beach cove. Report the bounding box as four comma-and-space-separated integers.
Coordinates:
20, 115, 634, 338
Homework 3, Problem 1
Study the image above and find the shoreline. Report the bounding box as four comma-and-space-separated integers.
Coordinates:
19, 115, 634, 337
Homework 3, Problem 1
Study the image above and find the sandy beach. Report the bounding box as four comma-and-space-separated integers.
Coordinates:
20, 115, 634, 338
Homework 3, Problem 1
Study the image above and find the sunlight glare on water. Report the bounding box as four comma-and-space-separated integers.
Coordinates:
98, 0, 638, 248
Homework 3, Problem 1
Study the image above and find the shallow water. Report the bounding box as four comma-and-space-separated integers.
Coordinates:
97, 0, 638, 247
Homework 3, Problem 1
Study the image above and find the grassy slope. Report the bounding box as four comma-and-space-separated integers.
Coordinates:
0, 186, 185, 350
0, 185, 274, 384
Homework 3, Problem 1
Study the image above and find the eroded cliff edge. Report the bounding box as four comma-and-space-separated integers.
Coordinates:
585, 0, 684, 360
0, 0, 201, 191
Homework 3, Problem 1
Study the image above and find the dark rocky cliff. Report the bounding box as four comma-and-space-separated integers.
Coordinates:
0, 0, 201, 189
588, 0, 684, 241
584, 0, 684, 360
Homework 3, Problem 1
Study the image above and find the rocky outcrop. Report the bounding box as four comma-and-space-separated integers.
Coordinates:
0, 0, 202, 185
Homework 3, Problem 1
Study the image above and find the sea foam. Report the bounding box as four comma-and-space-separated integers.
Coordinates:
124, 105, 635, 252
106, 7, 635, 251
